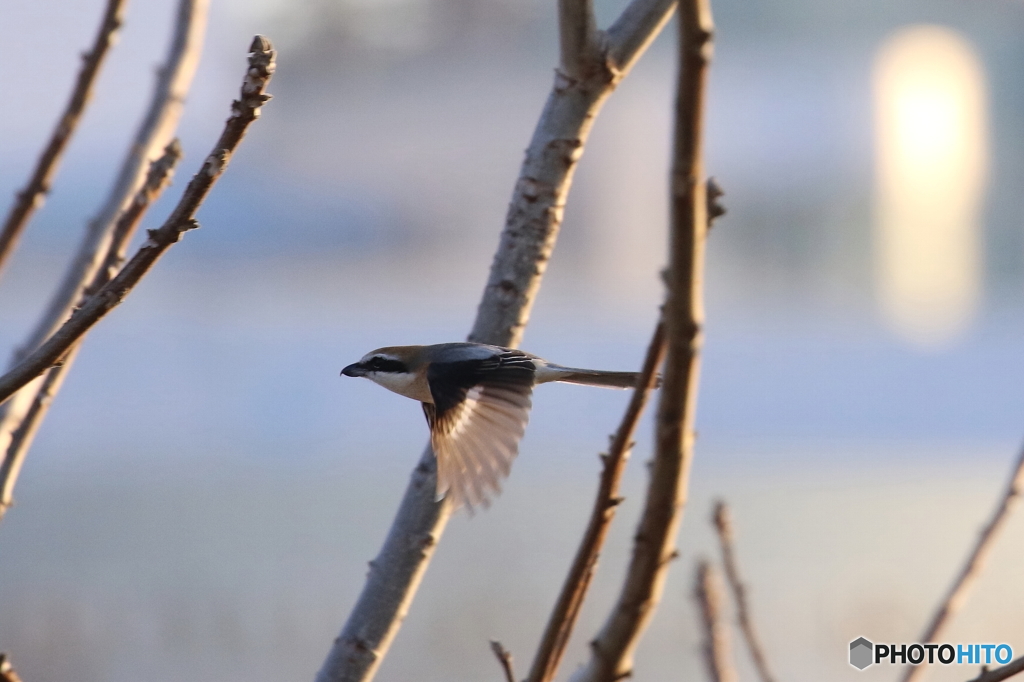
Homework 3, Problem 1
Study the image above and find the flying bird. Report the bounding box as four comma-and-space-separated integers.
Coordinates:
342, 342, 644, 509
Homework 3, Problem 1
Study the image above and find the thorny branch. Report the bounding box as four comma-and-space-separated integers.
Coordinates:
0, 37, 275, 408
713, 501, 776, 682
694, 560, 737, 682
316, 2, 678, 681
570, 0, 714, 678
901, 444, 1024, 682
0, 0, 126, 278
526, 322, 666, 682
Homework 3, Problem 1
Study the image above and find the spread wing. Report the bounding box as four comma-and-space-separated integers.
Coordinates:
422, 350, 535, 509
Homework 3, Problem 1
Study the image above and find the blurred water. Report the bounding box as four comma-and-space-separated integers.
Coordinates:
2, 438, 1023, 682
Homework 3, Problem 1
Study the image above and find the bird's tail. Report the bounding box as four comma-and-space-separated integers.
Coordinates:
540, 364, 650, 389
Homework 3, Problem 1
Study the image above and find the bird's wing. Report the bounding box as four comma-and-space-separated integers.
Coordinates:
423, 350, 535, 509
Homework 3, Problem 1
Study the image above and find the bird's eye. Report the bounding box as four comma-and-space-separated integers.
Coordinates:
364, 356, 405, 373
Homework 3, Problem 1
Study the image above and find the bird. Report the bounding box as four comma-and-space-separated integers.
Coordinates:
341, 342, 645, 509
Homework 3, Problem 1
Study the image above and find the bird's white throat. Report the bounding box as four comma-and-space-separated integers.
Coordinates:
367, 370, 432, 403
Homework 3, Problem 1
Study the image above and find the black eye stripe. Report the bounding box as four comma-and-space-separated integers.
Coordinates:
367, 357, 407, 373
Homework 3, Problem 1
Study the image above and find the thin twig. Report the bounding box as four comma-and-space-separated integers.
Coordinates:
0, 37, 275, 408
570, 0, 713, 679
490, 641, 517, 682
901, 444, 1024, 682
316, 3, 678, 682
0, 144, 182, 518
605, 0, 677, 78
0, 654, 23, 682
526, 322, 666, 682
965, 656, 1024, 682
693, 560, 737, 682
0, 0, 208, 519
713, 501, 775, 682
0, 0, 126, 278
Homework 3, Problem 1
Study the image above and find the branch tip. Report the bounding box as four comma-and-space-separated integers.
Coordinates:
490, 640, 517, 682
693, 560, 737, 682
713, 500, 776, 682
250, 34, 273, 54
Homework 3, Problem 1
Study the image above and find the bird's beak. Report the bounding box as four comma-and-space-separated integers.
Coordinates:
341, 363, 366, 377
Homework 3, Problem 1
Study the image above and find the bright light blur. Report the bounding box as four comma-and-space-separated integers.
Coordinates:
873, 25, 988, 347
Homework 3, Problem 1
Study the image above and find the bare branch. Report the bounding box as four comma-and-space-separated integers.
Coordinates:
526, 322, 665, 682
559, 0, 598, 80
693, 560, 737, 682
901, 444, 1024, 682
713, 501, 776, 682
605, 0, 677, 76
570, 0, 714, 678
0, 0, 208, 519
0, 37, 275, 408
0, 654, 23, 682
965, 657, 1024, 682
0, 0, 126, 278
0, 143, 182, 519
23, 0, 209, 359
491, 641, 517, 682
317, 3, 679, 682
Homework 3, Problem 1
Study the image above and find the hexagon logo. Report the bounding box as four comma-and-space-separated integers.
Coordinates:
850, 637, 874, 670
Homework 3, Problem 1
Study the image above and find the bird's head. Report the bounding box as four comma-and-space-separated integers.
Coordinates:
342, 346, 432, 401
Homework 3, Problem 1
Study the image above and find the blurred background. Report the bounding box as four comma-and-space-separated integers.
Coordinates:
2, 0, 1024, 680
